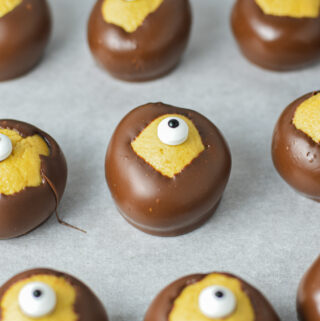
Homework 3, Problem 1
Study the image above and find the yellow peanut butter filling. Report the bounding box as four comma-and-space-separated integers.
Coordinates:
102, 0, 163, 33
0, 129, 49, 195
0, 274, 77, 321
169, 274, 255, 321
293, 93, 320, 143
0, 0, 21, 18
255, 0, 320, 18
131, 114, 205, 178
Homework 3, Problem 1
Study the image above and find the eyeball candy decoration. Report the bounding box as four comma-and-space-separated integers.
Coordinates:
0, 119, 67, 239
105, 103, 231, 236
144, 272, 280, 321
0, 133, 12, 161
88, 0, 192, 81
0, 0, 52, 81
198, 285, 237, 319
157, 117, 189, 146
18, 282, 57, 318
0, 268, 109, 321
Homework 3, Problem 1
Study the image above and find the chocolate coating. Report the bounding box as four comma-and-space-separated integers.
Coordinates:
272, 92, 320, 201
144, 272, 280, 321
105, 103, 231, 236
231, 0, 320, 71
0, 120, 67, 239
0, 0, 51, 81
87, 0, 192, 81
0, 268, 108, 321
297, 256, 320, 321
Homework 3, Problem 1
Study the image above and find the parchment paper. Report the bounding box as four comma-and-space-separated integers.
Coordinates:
0, 1, 319, 320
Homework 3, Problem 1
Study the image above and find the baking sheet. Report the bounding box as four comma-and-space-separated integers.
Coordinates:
0, 0, 319, 320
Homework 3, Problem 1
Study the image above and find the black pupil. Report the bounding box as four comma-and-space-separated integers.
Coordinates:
168, 119, 179, 128
215, 291, 224, 298
33, 290, 42, 298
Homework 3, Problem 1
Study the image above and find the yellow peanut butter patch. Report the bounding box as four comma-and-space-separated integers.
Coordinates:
0, 275, 77, 321
0, 129, 49, 195
293, 93, 320, 143
0, 0, 21, 18
131, 114, 205, 178
255, 0, 320, 18
102, 0, 163, 33
169, 274, 255, 321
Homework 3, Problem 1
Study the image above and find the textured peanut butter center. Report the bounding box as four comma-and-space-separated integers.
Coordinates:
131, 114, 205, 178
255, 0, 320, 17
102, 0, 163, 33
293, 93, 320, 143
0, 129, 49, 195
0, 0, 21, 18
0, 275, 77, 321
169, 274, 255, 321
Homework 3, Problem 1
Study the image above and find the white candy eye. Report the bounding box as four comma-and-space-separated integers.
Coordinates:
157, 116, 189, 146
18, 282, 57, 318
198, 286, 237, 319
0, 133, 12, 161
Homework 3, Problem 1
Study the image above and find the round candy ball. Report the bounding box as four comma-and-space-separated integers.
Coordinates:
105, 103, 231, 236
297, 256, 320, 321
87, 0, 192, 81
0, 119, 67, 238
0, 0, 51, 81
0, 268, 109, 321
231, 0, 320, 71
144, 272, 280, 321
272, 91, 320, 201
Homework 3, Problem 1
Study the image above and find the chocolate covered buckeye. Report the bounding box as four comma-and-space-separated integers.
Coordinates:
105, 103, 231, 236
0, 0, 51, 81
0, 268, 108, 321
272, 91, 320, 201
231, 0, 320, 71
0, 120, 67, 238
145, 272, 280, 321
87, 0, 192, 81
297, 256, 320, 321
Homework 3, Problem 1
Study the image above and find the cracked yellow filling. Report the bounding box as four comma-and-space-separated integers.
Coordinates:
293, 93, 320, 143
0, 129, 49, 195
255, 0, 320, 18
0, 274, 77, 321
102, 0, 163, 33
0, 0, 21, 18
131, 114, 204, 178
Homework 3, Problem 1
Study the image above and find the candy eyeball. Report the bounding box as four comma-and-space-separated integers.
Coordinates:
198, 285, 237, 319
0, 133, 12, 161
157, 116, 189, 146
18, 282, 57, 318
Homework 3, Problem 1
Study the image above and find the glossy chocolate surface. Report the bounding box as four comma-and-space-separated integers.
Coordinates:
231, 0, 320, 71
297, 256, 320, 321
87, 0, 192, 81
0, 120, 67, 239
0, 268, 109, 321
272, 92, 320, 201
0, 0, 51, 81
105, 103, 231, 236
144, 272, 280, 321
